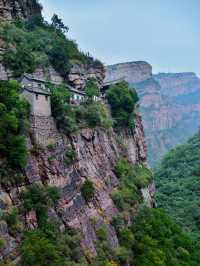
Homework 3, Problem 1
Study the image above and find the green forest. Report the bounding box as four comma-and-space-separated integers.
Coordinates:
155, 131, 200, 241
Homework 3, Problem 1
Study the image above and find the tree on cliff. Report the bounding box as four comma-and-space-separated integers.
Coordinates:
51, 14, 69, 34
106, 81, 139, 129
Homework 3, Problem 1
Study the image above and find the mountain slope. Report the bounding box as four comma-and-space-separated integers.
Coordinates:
155, 131, 200, 240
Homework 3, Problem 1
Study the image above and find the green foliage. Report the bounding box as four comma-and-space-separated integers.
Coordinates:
118, 228, 134, 248
85, 79, 99, 102
24, 14, 44, 30
115, 158, 153, 188
3, 46, 36, 77
49, 83, 112, 133
2, 207, 22, 234
20, 227, 84, 266
92, 241, 114, 266
65, 148, 77, 165
81, 180, 95, 202
47, 143, 56, 151
0, 80, 29, 167
115, 246, 132, 265
113, 207, 200, 266
0, 16, 103, 78
111, 214, 126, 232
0, 238, 5, 250
49, 83, 78, 133
21, 184, 60, 227
130, 207, 200, 266
19, 182, 85, 265
84, 102, 113, 129
155, 130, 200, 240
96, 227, 108, 241
51, 14, 69, 34
20, 229, 64, 266
106, 81, 139, 130
111, 158, 152, 211
0, 80, 29, 187
0, 168, 25, 188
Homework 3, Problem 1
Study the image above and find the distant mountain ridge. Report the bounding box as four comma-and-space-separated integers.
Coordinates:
105, 62, 200, 166
105, 61, 152, 83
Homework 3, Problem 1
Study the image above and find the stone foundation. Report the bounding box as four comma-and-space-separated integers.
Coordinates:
30, 115, 62, 147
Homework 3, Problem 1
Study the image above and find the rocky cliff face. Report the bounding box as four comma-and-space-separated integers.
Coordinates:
0, 3, 154, 261
68, 64, 105, 90
105, 61, 152, 84
105, 62, 200, 166
0, 0, 42, 21
0, 114, 154, 261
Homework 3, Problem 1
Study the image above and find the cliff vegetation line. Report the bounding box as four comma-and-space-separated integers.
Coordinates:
0, 14, 103, 78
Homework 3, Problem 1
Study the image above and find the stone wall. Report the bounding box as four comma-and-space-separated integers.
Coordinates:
32, 93, 51, 117
30, 115, 62, 147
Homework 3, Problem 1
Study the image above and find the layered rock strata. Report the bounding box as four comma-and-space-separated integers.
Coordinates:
0, 114, 154, 260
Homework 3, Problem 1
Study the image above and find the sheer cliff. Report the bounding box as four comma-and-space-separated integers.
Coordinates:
0, 4, 154, 263
105, 62, 200, 166
0, 107, 155, 261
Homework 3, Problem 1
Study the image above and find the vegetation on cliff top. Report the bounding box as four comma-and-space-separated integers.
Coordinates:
0, 14, 103, 78
106, 81, 139, 130
155, 130, 200, 240
49, 82, 112, 134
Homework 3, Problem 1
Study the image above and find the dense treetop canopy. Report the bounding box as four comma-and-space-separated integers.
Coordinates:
155, 130, 200, 240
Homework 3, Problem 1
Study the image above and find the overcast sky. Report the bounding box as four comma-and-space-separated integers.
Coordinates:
40, 0, 200, 75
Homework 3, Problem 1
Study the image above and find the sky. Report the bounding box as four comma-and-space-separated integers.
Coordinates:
40, 0, 200, 75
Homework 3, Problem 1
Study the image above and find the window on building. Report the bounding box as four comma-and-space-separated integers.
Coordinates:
45, 95, 48, 101
36, 94, 39, 100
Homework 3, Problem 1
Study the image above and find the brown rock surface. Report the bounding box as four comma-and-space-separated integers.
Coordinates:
0, 114, 154, 261
0, 0, 42, 21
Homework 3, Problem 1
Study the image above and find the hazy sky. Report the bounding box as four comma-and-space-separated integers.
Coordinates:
40, 0, 200, 75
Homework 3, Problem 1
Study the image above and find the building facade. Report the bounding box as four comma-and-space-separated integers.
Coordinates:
21, 75, 51, 117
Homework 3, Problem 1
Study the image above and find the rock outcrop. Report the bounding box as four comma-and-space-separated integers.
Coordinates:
105, 62, 200, 166
0, 114, 154, 261
0, 0, 42, 21
105, 61, 152, 84
68, 64, 105, 90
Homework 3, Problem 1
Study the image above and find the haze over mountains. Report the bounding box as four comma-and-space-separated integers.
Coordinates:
105, 62, 200, 166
